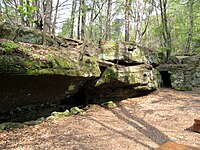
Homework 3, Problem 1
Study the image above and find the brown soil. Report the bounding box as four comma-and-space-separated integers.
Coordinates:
0, 88, 200, 150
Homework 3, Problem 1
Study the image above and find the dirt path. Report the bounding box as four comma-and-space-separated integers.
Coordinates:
0, 88, 200, 150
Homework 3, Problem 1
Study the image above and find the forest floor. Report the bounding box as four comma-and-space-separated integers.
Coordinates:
0, 88, 200, 150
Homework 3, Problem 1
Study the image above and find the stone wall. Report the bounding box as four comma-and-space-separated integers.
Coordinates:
157, 55, 200, 90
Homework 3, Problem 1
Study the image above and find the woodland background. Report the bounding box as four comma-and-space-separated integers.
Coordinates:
0, 0, 199, 57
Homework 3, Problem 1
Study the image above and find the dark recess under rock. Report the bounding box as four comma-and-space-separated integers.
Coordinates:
0, 75, 86, 113
160, 71, 172, 87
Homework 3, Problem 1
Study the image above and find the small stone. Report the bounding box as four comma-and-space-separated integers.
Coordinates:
0, 123, 6, 130
51, 110, 71, 119
101, 101, 117, 108
23, 120, 39, 126
70, 107, 84, 115
46, 116, 56, 121
4, 122, 25, 129
170, 137, 177, 142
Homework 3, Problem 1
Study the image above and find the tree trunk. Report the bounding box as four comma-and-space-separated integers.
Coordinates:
159, 0, 172, 62
99, 7, 103, 47
18, 0, 25, 25
77, 0, 81, 40
13, 0, 19, 22
52, 0, 59, 35
125, 0, 131, 42
36, 0, 41, 21
0, 0, 2, 17
26, 0, 31, 26
163, 0, 171, 48
81, 0, 86, 40
134, 0, 142, 44
155, 0, 162, 46
185, 0, 194, 53
32, 0, 43, 30
105, 0, 112, 41
89, 0, 96, 40
159, 0, 166, 47
43, 0, 53, 33
70, 0, 77, 38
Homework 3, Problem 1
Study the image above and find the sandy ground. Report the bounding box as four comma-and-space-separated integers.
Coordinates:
0, 88, 200, 150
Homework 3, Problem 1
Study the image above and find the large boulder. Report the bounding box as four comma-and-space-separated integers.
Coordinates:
85, 64, 161, 103
82, 41, 162, 102
146, 52, 165, 66
0, 39, 100, 113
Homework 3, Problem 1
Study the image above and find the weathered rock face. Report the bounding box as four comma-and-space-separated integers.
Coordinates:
83, 41, 161, 102
158, 55, 200, 90
0, 21, 85, 48
85, 64, 161, 102
146, 52, 165, 66
95, 65, 160, 90
0, 39, 100, 77
0, 75, 86, 113
98, 41, 149, 64
0, 22, 162, 113
0, 38, 100, 113
0, 22, 54, 46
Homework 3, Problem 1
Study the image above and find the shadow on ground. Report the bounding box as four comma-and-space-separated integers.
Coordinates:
88, 103, 171, 149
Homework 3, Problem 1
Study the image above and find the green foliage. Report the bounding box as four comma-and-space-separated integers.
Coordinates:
140, 0, 200, 55
167, 0, 200, 54
157, 47, 171, 53
193, 37, 200, 54
111, 18, 124, 40
58, 18, 72, 37
17, 0, 37, 24
0, 41, 19, 54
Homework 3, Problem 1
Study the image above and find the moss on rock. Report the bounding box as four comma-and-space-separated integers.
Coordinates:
0, 122, 25, 130
0, 39, 101, 77
101, 101, 117, 108
70, 107, 85, 115
95, 65, 160, 89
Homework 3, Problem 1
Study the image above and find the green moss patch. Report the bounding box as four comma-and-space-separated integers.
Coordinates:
0, 39, 100, 76
101, 101, 117, 108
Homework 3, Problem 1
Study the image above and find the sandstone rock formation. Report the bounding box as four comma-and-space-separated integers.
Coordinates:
0, 22, 162, 113
0, 33, 100, 113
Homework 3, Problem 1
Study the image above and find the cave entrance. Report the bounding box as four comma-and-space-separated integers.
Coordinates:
160, 71, 172, 87
62, 87, 87, 109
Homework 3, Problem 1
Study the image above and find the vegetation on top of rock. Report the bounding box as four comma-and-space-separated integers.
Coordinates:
0, 38, 100, 77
